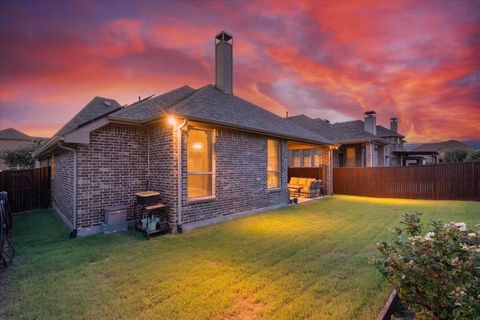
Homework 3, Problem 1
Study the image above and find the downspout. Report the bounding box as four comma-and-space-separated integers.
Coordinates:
58, 142, 77, 238
329, 147, 334, 195
176, 119, 188, 232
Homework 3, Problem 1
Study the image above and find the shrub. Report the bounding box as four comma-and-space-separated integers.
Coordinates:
465, 150, 480, 162
372, 213, 480, 319
444, 150, 468, 163
0, 144, 36, 169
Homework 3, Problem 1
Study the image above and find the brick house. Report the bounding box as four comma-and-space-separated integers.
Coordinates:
0, 128, 46, 170
286, 112, 405, 167
34, 32, 334, 237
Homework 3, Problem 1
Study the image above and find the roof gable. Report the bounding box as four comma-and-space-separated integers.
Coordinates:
0, 128, 34, 141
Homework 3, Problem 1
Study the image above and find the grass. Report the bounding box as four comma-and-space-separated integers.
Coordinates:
1, 195, 479, 320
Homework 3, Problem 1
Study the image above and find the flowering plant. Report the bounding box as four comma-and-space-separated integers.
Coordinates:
372, 213, 480, 319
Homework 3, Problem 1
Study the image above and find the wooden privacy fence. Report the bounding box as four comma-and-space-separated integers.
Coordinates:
0, 167, 51, 213
333, 162, 480, 201
288, 165, 328, 181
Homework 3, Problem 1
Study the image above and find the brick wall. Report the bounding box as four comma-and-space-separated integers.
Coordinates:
51, 151, 74, 226
76, 124, 148, 229
180, 128, 289, 225
50, 121, 331, 234
147, 123, 178, 227
321, 148, 332, 195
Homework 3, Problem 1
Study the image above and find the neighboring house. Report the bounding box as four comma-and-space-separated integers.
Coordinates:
33, 31, 335, 237
286, 112, 405, 167
413, 140, 475, 163
0, 128, 46, 170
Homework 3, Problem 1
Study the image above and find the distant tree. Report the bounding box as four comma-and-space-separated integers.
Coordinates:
465, 150, 480, 162
444, 150, 468, 163
0, 144, 36, 169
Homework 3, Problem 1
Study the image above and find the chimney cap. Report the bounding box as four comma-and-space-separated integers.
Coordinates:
364, 110, 376, 117
216, 31, 233, 42
390, 117, 398, 121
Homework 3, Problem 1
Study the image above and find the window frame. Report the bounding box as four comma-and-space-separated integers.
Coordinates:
267, 139, 281, 189
50, 154, 55, 179
186, 127, 214, 200
346, 147, 356, 167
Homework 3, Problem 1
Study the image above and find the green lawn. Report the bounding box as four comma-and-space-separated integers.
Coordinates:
1, 195, 479, 320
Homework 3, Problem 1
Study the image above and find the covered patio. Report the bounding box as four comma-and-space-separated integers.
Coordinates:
286, 141, 332, 203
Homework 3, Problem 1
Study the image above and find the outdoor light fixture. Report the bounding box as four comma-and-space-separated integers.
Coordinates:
167, 116, 177, 126
192, 143, 203, 150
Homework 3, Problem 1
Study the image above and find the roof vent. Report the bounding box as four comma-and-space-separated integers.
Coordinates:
103, 101, 112, 106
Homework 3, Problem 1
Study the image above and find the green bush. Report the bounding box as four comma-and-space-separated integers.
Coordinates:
444, 150, 468, 163
372, 213, 480, 319
465, 150, 480, 162
0, 144, 37, 168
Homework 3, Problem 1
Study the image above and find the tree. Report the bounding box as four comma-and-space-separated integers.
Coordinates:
444, 150, 468, 163
0, 144, 37, 169
465, 150, 480, 162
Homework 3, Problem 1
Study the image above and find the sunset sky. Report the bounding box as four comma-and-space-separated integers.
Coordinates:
0, 1, 479, 142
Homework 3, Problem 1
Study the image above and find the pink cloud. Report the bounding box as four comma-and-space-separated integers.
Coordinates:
0, 1, 478, 142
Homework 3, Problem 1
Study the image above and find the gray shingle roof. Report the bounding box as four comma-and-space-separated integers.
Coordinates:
413, 140, 475, 152
0, 128, 34, 141
286, 115, 335, 139
55, 96, 121, 136
111, 86, 196, 121
287, 115, 382, 143
330, 120, 379, 141
376, 125, 403, 138
168, 85, 334, 144
287, 114, 404, 144
111, 85, 333, 145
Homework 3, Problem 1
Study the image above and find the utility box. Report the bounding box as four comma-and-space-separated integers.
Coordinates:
102, 205, 128, 225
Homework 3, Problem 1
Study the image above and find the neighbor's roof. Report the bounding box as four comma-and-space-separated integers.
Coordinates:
413, 140, 475, 152
111, 85, 334, 145
376, 125, 403, 138
0, 128, 45, 141
286, 115, 388, 144
331, 120, 381, 141
55, 96, 121, 137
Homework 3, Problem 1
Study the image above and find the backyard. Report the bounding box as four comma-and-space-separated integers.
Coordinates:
1, 195, 479, 320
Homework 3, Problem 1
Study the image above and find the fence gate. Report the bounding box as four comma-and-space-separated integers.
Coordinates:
0, 167, 51, 213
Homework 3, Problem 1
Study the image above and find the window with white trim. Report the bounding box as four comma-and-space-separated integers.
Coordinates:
187, 128, 212, 199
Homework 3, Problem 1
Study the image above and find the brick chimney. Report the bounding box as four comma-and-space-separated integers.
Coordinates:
390, 117, 398, 133
364, 111, 377, 135
215, 31, 233, 94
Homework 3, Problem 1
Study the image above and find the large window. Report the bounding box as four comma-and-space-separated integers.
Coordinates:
187, 128, 212, 199
288, 149, 322, 167
346, 147, 356, 167
267, 139, 280, 189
